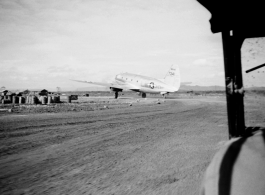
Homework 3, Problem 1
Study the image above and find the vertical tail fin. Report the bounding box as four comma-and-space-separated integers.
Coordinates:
164, 64, 181, 90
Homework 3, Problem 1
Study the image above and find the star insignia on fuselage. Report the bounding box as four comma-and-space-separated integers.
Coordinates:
149, 82, 155, 89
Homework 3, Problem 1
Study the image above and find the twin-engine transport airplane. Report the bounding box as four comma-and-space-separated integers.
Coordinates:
72, 64, 182, 99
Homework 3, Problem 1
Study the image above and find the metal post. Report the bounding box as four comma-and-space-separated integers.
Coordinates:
222, 30, 245, 139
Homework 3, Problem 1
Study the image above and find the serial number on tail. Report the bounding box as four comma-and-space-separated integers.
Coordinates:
168, 71, 175, 76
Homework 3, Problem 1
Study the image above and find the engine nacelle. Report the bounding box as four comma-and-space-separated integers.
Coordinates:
109, 87, 123, 92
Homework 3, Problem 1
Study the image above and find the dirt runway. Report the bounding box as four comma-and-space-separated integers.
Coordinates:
0, 96, 241, 195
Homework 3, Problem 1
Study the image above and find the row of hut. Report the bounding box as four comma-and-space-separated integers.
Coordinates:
0, 95, 61, 105
0, 89, 72, 105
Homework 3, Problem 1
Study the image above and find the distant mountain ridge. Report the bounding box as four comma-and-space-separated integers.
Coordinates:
180, 85, 265, 91
76, 86, 109, 91
179, 85, 225, 91
4, 85, 263, 92
76, 85, 265, 92
246, 86, 265, 91
75, 85, 226, 92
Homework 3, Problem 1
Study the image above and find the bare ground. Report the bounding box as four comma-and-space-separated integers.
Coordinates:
0, 95, 263, 195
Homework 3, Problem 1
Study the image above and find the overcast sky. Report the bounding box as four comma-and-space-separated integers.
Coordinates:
0, 0, 264, 91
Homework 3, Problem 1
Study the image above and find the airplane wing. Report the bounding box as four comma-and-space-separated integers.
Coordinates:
71, 79, 140, 91
71, 79, 111, 87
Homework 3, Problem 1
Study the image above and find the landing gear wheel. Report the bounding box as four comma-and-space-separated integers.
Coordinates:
115, 92, 118, 99
142, 93, 146, 98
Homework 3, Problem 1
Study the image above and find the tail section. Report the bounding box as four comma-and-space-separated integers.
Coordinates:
164, 64, 181, 90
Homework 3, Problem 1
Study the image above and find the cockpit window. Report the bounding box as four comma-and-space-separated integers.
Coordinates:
242, 37, 265, 127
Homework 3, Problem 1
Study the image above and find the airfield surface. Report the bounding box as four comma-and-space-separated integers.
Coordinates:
0, 95, 264, 195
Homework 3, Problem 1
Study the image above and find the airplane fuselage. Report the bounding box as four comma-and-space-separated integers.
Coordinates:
115, 73, 178, 94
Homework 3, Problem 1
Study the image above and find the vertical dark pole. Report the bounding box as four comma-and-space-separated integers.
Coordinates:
222, 30, 245, 139
222, 31, 236, 138
233, 30, 245, 137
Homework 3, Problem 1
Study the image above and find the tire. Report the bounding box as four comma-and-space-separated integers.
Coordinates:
115, 92, 118, 99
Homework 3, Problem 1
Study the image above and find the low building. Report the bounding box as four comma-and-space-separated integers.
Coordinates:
29, 89, 49, 96
1, 90, 8, 96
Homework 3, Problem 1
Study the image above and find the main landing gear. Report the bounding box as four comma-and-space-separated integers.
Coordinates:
110, 87, 122, 99
142, 93, 146, 98
162, 94, 168, 99
115, 92, 118, 99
